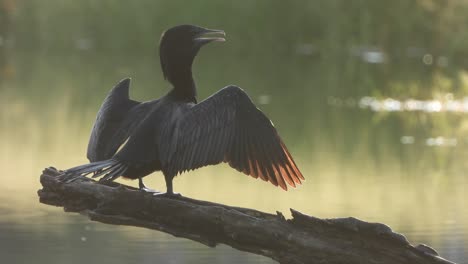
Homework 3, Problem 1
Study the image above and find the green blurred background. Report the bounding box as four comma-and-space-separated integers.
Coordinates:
1, 0, 467, 263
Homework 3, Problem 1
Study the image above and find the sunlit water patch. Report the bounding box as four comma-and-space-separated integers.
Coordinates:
329, 94, 468, 113
400, 136, 458, 147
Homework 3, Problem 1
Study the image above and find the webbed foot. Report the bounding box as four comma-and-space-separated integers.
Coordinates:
140, 186, 161, 193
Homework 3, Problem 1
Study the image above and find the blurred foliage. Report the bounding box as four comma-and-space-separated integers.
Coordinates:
2, 0, 468, 98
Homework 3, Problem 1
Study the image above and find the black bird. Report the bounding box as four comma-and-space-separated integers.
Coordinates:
62, 25, 304, 196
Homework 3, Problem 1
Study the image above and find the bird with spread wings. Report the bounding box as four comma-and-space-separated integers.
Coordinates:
61, 25, 304, 196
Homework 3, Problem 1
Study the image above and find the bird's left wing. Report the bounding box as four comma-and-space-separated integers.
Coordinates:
87, 78, 140, 162
162, 85, 304, 190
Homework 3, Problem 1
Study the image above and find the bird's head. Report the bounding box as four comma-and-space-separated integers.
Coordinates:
159, 25, 225, 84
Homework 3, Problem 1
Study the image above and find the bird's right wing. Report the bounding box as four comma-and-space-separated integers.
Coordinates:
87, 78, 141, 162
162, 85, 304, 190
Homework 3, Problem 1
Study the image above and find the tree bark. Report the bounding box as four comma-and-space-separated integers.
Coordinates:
38, 167, 455, 264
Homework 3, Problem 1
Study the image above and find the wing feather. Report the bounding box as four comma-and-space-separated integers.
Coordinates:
162, 85, 304, 190
237, 126, 247, 174
256, 160, 269, 182
244, 133, 255, 177
87, 78, 144, 162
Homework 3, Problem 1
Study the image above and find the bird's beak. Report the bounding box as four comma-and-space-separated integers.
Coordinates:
194, 28, 226, 45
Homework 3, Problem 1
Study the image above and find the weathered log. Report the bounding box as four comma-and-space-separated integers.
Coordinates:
38, 167, 455, 264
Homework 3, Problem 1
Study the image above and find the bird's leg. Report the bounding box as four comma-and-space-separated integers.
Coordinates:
153, 173, 181, 197
138, 177, 160, 193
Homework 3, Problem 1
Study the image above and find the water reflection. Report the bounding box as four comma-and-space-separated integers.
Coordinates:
425, 137, 458, 147
1, 51, 466, 264
356, 95, 468, 113
0, 212, 273, 264
349, 46, 386, 64
399, 136, 458, 147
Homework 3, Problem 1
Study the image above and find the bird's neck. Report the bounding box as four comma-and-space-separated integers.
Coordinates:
169, 68, 197, 102
161, 51, 199, 102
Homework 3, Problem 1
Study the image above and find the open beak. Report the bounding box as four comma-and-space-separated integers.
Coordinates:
194, 28, 226, 45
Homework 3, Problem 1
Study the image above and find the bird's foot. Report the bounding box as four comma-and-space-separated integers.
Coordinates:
138, 178, 160, 193
153, 192, 181, 198
140, 186, 161, 194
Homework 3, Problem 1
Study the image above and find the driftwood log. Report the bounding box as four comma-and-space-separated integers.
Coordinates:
38, 167, 455, 264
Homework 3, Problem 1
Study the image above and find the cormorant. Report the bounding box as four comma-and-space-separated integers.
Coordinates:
61, 25, 304, 196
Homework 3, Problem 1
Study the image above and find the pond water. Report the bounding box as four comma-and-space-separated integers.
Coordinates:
1, 1, 467, 263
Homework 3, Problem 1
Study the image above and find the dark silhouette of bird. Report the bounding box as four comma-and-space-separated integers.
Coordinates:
61, 25, 304, 196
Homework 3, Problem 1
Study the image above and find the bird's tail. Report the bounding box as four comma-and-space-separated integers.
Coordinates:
60, 159, 127, 183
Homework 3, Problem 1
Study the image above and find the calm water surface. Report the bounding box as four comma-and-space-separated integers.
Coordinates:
1, 1, 468, 263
